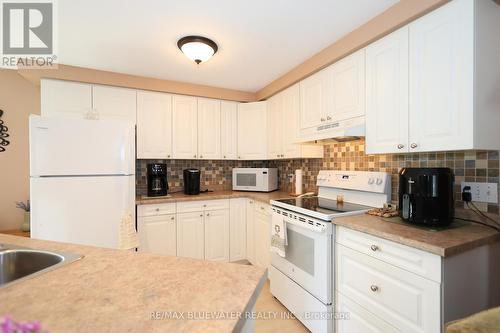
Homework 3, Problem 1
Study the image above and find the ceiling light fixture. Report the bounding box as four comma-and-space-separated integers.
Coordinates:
177, 36, 218, 64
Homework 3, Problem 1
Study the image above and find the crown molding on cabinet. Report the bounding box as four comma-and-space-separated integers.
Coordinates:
17, 64, 256, 102
255, 0, 450, 101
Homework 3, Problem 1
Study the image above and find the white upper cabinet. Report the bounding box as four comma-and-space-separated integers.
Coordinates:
299, 49, 365, 141
299, 69, 328, 131
172, 95, 198, 159
267, 94, 284, 159
41, 79, 92, 119
197, 98, 221, 160
366, 27, 409, 154
136, 91, 172, 159
220, 101, 238, 160
237, 101, 268, 160
92, 85, 137, 123
327, 49, 366, 122
408, 0, 473, 153
367, 0, 500, 153
282, 84, 323, 159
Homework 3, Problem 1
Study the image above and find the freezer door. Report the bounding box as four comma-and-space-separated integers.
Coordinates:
30, 116, 135, 176
30, 176, 135, 248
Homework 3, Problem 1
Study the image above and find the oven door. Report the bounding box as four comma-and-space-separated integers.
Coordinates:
232, 171, 264, 191
271, 211, 333, 304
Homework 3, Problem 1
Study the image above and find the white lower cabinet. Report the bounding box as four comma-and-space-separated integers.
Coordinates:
176, 211, 204, 260
253, 202, 271, 269
337, 293, 401, 333
137, 214, 176, 256
138, 198, 270, 266
204, 209, 230, 262
229, 198, 246, 262
246, 199, 256, 265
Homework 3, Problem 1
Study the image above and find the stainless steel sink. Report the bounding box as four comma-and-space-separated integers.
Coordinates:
0, 244, 82, 288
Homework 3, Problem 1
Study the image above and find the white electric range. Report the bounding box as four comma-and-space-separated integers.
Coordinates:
269, 170, 391, 333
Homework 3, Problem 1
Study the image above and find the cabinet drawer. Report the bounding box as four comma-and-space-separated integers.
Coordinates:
177, 199, 229, 213
337, 227, 441, 282
254, 202, 271, 215
337, 244, 441, 333
137, 203, 176, 217
337, 293, 401, 333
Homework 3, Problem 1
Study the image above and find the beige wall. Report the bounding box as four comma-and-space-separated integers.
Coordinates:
0, 69, 40, 230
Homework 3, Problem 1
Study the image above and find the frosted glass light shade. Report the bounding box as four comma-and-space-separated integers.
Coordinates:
177, 36, 218, 64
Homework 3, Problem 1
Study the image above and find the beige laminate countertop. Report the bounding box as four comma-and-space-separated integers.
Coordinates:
137, 190, 500, 257
136, 190, 293, 205
0, 235, 266, 333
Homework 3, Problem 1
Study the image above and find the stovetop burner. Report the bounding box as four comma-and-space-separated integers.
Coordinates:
277, 196, 373, 214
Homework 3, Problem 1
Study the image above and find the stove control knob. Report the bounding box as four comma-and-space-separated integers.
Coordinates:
368, 178, 375, 185
376, 178, 383, 185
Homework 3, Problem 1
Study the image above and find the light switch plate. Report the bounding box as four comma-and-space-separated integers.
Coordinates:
461, 182, 498, 204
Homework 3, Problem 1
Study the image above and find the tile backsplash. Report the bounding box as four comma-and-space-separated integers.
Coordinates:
136, 139, 500, 214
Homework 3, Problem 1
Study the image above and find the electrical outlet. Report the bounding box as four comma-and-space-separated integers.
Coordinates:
461, 182, 498, 204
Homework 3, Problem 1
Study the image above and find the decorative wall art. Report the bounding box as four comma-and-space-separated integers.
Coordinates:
0, 109, 10, 152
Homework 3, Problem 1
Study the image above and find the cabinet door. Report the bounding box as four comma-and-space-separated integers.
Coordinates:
282, 84, 302, 158
409, 0, 474, 152
327, 49, 365, 122
267, 94, 284, 159
41, 79, 92, 119
220, 101, 238, 160
172, 95, 198, 159
246, 199, 256, 265
229, 198, 246, 262
176, 212, 204, 259
254, 210, 271, 268
337, 293, 401, 333
137, 214, 176, 256
299, 69, 328, 130
237, 102, 267, 160
92, 85, 137, 123
204, 209, 230, 262
198, 98, 221, 160
366, 27, 409, 154
136, 91, 172, 159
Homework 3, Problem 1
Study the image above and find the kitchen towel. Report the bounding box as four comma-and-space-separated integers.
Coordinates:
119, 212, 139, 250
270, 211, 287, 257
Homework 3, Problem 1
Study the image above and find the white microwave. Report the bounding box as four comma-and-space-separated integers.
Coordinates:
232, 168, 278, 192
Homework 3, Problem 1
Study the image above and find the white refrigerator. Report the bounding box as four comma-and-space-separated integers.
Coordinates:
29, 115, 136, 248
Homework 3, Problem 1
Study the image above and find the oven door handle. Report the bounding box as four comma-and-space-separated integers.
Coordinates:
283, 217, 327, 233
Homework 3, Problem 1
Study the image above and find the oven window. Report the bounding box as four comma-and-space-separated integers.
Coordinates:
237, 173, 256, 186
285, 228, 315, 276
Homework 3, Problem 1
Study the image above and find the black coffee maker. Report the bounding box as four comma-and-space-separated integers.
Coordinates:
183, 169, 200, 195
399, 168, 454, 227
147, 163, 168, 197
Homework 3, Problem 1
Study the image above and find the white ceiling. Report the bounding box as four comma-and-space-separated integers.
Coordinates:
58, 0, 399, 92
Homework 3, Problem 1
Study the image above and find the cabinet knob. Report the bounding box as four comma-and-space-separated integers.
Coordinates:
199, 155, 203, 158
200, 214, 203, 217
223, 155, 226, 159
249, 201, 253, 204
397, 144, 404, 149
167, 154, 171, 158
206, 213, 210, 216
276, 154, 280, 157
370, 245, 379, 252
171, 217, 174, 220
193, 154, 197, 158
260, 206, 264, 210
155, 208, 160, 212
281, 154, 285, 158
326, 116, 332, 120
370, 285, 379, 292
238, 156, 241, 159
320, 118, 326, 122
410, 143, 418, 149
203, 204, 207, 207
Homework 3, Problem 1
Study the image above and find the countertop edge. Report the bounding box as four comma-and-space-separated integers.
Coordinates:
231, 269, 268, 333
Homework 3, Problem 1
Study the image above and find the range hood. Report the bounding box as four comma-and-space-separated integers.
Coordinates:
296, 116, 365, 144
